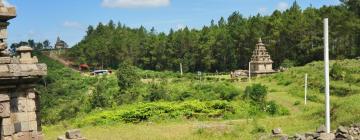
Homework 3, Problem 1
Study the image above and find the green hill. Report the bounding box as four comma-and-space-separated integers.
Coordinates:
37, 53, 360, 139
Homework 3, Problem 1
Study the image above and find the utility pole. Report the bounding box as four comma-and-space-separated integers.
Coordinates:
324, 18, 331, 133
305, 73, 308, 105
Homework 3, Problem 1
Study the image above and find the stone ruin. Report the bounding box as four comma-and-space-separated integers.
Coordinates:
0, 1, 47, 140
57, 129, 87, 140
250, 38, 276, 76
268, 124, 360, 140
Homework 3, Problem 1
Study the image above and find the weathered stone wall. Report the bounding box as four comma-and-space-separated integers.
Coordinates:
0, 87, 44, 140
0, 1, 47, 139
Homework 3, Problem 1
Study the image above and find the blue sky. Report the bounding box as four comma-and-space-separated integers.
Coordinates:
5, 0, 340, 46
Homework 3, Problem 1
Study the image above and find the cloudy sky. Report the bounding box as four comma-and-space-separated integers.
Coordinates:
6, 0, 340, 47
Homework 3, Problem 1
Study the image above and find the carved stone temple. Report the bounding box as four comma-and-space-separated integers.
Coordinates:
249, 38, 275, 76
0, 1, 47, 140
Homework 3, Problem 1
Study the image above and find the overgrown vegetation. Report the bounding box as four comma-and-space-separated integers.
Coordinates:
37, 52, 286, 126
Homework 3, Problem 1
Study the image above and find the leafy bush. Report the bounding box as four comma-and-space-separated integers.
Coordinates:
75, 100, 236, 126
281, 59, 296, 68
193, 82, 241, 101
116, 62, 140, 90
145, 82, 170, 101
244, 84, 268, 105
264, 101, 290, 116
330, 63, 347, 80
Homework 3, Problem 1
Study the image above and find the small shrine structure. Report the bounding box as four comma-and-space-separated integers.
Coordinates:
249, 38, 275, 76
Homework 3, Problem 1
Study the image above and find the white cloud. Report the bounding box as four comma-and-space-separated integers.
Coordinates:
258, 7, 267, 15
101, 0, 170, 8
3, 0, 14, 7
63, 21, 83, 30
277, 2, 289, 11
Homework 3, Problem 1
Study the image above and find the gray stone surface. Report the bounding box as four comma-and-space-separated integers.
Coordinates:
14, 121, 37, 132
66, 129, 82, 139
317, 125, 327, 133
272, 128, 282, 135
318, 133, 335, 140
58, 129, 87, 140
0, 1, 46, 139
0, 101, 10, 117
0, 93, 9, 102
12, 112, 37, 122
12, 131, 40, 140
1, 136, 12, 140
12, 98, 36, 112
337, 126, 348, 134
1, 124, 14, 136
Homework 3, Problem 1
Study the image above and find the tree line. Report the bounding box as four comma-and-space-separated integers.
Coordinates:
10, 39, 52, 53
64, 1, 360, 72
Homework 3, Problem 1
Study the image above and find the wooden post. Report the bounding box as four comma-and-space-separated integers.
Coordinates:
305, 73, 308, 105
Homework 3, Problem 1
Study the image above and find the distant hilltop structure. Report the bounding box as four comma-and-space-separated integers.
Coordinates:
54, 36, 68, 49
249, 38, 275, 76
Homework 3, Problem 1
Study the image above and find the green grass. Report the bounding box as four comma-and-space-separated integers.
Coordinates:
41, 59, 360, 139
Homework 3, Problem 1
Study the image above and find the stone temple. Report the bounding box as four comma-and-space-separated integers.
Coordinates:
249, 38, 275, 76
54, 37, 68, 50
0, 1, 47, 140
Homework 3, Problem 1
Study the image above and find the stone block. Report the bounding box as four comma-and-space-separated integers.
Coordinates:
317, 125, 327, 133
57, 136, 68, 140
0, 101, 10, 117
12, 98, 36, 112
337, 126, 348, 134
12, 131, 39, 140
0, 64, 9, 72
57, 136, 87, 140
318, 133, 335, 140
0, 27, 7, 39
1, 136, 12, 140
0, 57, 11, 64
2, 117, 12, 126
1, 124, 14, 136
66, 129, 82, 139
1, 118, 14, 136
12, 112, 37, 122
0, 93, 10, 102
272, 128, 282, 135
14, 121, 37, 132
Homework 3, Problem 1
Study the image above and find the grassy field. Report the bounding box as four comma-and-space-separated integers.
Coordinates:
43, 78, 322, 140
41, 58, 360, 140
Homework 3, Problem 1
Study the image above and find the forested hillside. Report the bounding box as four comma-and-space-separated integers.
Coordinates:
67, 1, 360, 72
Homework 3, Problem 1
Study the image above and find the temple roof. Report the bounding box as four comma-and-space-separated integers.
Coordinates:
0, 0, 16, 22
250, 37, 273, 64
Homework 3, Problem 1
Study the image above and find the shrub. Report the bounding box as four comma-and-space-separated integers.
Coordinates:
145, 83, 169, 101
116, 62, 140, 90
330, 63, 347, 80
265, 101, 278, 115
75, 100, 236, 126
294, 101, 301, 106
244, 84, 268, 105
281, 59, 296, 68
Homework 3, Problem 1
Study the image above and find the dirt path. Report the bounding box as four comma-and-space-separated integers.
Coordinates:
41, 50, 80, 72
